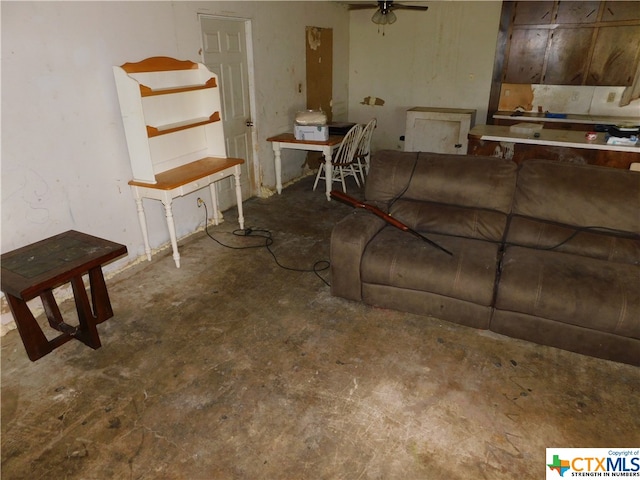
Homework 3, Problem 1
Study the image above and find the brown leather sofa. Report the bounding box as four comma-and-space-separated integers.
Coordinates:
330, 150, 640, 365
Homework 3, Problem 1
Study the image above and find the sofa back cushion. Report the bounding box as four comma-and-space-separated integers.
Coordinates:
366, 151, 518, 214
365, 151, 518, 242
513, 160, 640, 234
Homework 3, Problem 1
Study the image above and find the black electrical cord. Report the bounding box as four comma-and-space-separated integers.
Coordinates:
199, 201, 331, 287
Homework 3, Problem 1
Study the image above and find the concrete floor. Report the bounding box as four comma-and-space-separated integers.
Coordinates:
2, 176, 639, 479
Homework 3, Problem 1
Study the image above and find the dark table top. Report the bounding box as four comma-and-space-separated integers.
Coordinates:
1, 230, 127, 300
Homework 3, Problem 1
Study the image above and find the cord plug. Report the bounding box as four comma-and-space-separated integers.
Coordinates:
197, 198, 204, 207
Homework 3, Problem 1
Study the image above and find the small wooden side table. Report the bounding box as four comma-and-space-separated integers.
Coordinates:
1, 230, 127, 361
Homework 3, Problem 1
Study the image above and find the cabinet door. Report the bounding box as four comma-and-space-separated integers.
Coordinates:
588, 25, 640, 85
504, 29, 549, 83
512, 1, 554, 24
602, 1, 640, 22
544, 28, 592, 85
555, 1, 599, 23
405, 111, 474, 154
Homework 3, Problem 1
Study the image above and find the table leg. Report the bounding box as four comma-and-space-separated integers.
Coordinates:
88, 266, 114, 323
134, 196, 152, 261
161, 199, 181, 268
209, 182, 220, 226
70, 276, 102, 349
323, 146, 333, 201
6, 294, 59, 361
272, 142, 283, 194
233, 166, 245, 230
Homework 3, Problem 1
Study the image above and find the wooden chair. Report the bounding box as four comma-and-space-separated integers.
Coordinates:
313, 124, 363, 193
355, 118, 377, 181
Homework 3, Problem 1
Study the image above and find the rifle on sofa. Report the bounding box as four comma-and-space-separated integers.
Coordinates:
330, 190, 453, 256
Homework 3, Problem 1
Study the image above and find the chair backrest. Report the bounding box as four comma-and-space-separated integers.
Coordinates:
356, 118, 376, 157
332, 123, 363, 166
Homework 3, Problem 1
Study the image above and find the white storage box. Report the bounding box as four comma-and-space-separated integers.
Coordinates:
294, 125, 329, 141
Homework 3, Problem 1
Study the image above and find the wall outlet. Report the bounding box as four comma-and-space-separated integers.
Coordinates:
607, 91, 616, 103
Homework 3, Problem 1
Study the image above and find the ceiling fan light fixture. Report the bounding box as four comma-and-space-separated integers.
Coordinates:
371, 9, 396, 25
387, 10, 397, 24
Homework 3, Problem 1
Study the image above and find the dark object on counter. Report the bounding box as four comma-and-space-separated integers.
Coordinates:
328, 122, 356, 136
544, 112, 567, 118
608, 125, 640, 138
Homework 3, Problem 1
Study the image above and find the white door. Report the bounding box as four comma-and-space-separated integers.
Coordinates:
200, 16, 253, 208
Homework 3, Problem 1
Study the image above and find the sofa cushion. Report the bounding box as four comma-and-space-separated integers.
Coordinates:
360, 228, 500, 307
366, 151, 518, 214
513, 160, 640, 234
495, 246, 640, 339
391, 199, 508, 242
505, 216, 640, 265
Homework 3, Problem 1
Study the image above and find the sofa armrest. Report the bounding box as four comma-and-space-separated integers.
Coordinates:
330, 210, 387, 300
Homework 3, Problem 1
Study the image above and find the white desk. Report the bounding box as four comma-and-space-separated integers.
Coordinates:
129, 157, 245, 268
267, 133, 344, 201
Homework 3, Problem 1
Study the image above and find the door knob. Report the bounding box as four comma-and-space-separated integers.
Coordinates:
246, 120, 254, 127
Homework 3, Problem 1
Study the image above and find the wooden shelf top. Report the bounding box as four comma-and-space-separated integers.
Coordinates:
120, 56, 198, 74
266, 132, 344, 146
128, 157, 244, 190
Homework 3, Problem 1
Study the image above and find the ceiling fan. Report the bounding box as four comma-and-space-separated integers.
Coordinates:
348, 1, 428, 26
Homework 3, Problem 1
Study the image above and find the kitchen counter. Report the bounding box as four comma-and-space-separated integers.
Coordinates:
493, 111, 639, 126
470, 124, 639, 153
468, 125, 639, 169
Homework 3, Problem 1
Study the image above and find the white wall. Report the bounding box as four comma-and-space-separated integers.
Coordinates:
348, 1, 502, 151
0, 1, 349, 331
1, 1, 349, 260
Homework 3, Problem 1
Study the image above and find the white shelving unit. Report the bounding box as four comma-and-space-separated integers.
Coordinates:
114, 56, 244, 268
404, 107, 476, 154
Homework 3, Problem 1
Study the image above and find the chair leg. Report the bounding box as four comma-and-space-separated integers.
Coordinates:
338, 166, 347, 192
313, 163, 324, 191
359, 159, 367, 183
350, 165, 361, 187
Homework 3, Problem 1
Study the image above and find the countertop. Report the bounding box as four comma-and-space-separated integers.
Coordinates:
469, 124, 640, 153
493, 111, 640, 126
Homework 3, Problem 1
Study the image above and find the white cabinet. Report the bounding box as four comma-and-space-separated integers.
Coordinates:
113, 57, 244, 268
404, 107, 476, 154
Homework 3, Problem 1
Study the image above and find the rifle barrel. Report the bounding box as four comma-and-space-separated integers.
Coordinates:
330, 190, 452, 256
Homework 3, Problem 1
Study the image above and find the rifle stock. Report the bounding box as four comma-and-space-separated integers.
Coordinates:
330, 190, 453, 256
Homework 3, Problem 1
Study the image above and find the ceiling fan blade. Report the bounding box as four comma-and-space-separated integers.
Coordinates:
391, 4, 429, 11
348, 3, 380, 10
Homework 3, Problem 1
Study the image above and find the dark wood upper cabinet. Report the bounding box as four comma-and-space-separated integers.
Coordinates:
588, 25, 640, 85
544, 27, 593, 85
555, 1, 600, 24
505, 29, 550, 83
487, 1, 640, 123
512, 1, 554, 24
602, 1, 640, 22
500, 1, 640, 87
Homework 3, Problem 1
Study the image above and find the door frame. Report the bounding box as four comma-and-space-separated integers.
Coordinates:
198, 14, 261, 197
